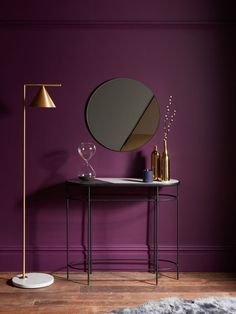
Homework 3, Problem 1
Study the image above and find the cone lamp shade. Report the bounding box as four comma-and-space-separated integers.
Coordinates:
12, 83, 61, 289
30, 86, 56, 108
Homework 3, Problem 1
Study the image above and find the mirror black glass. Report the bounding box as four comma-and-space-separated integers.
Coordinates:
86, 78, 160, 151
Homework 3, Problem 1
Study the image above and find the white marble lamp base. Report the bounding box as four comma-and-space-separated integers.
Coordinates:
12, 273, 54, 289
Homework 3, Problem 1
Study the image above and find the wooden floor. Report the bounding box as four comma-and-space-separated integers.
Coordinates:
1, 272, 236, 313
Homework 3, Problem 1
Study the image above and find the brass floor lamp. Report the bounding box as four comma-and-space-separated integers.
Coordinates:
12, 83, 61, 289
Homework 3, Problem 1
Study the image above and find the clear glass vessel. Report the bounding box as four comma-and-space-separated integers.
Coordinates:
78, 142, 96, 180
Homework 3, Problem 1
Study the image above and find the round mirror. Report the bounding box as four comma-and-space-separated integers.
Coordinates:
86, 78, 160, 151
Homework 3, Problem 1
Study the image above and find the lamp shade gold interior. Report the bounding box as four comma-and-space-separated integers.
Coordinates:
30, 86, 56, 108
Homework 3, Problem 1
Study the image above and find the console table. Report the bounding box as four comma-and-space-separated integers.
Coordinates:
65, 177, 180, 285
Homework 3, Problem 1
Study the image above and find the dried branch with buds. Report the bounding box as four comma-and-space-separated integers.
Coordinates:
163, 95, 177, 141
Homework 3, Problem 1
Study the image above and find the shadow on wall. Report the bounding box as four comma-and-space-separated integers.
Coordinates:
16, 149, 69, 271
17, 149, 69, 207
26, 182, 66, 271
126, 151, 146, 178
218, 2, 236, 259
0, 99, 11, 118
40, 150, 69, 185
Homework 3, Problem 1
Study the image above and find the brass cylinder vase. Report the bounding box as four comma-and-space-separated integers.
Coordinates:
161, 139, 170, 181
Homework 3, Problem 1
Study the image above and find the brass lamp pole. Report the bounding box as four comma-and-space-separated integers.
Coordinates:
12, 83, 61, 289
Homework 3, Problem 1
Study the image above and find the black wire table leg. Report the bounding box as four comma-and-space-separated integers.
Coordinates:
154, 187, 158, 285
66, 197, 69, 281
176, 184, 179, 280
87, 186, 91, 285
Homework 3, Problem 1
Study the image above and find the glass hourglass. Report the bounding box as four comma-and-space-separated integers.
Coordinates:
78, 142, 96, 180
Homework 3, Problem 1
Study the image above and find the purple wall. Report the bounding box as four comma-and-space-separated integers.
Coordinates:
0, 0, 236, 272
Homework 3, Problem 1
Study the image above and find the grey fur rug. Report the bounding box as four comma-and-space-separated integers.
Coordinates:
106, 297, 236, 313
